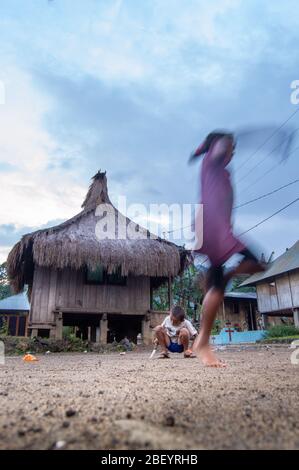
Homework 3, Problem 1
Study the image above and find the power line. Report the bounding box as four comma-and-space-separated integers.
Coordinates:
240, 146, 299, 195
234, 178, 299, 209
197, 195, 299, 266
235, 107, 299, 173
238, 196, 299, 236
164, 177, 299, 234
236, 128, 299, 185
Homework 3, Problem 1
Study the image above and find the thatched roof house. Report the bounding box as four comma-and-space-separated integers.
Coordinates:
7, 172, 188, 343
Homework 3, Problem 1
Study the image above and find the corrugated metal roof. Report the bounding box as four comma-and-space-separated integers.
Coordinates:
0, 292, 30, 312
241, 240, 299, 286
224, 291, 257, 300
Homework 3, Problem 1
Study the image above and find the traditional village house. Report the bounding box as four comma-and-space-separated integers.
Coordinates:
7, 172, 187, 344
216, 291, 259, 331
196, 267, 259, 331
0, 292, 29, 336
240, 240, 299, 327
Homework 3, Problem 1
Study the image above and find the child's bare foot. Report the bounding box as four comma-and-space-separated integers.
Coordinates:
158, 350, 170, 359
193, 344, 227, 367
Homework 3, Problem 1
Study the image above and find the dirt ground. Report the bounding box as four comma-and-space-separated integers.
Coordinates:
0, 345, 298, 450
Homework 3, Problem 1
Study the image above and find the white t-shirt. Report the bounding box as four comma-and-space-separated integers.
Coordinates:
162, 315, 197, 343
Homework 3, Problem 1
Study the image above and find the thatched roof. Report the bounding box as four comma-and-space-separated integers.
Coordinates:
7, 171, 188, 293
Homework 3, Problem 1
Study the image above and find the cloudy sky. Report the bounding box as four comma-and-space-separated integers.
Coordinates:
0, 0, 298, 263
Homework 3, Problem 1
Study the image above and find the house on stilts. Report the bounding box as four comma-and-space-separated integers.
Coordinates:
7, 172, 188, 344
240, 240, 299, 328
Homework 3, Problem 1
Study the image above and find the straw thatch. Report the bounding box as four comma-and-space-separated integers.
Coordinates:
7, 171, 188, 293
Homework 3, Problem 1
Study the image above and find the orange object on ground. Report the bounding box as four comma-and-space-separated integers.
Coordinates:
22, 353, 39, 362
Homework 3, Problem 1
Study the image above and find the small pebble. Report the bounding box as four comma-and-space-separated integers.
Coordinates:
65, 408, 77, 418
164, 415, 175, 427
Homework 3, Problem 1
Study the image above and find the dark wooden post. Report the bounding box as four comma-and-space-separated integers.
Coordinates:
55, 312, 63, 340
100, 314, 108, 344
142, 313, 151, 345
168, 276, 173, 310
15, 316, 20, 337
25, 314, 29, 337
150, 279, 153, 310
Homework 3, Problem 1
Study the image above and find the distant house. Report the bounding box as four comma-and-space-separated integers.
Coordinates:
7, 172, 187, 344
0, 292, 29, 336
240, 240, 299, 328
216, 291, 259, 331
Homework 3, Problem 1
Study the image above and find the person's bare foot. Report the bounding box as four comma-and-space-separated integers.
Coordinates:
193, 344, 227, 368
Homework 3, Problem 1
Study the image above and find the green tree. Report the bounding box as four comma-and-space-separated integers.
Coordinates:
152, 265, 203, 321
0, 262, 11, 300
230, 276, 256, 293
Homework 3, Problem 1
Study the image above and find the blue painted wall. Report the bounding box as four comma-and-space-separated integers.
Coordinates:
211, 328, 266, 345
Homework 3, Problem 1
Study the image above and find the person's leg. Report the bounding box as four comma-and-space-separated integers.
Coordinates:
154, 325, 170, 355
178, 328, 190, 352
224, 250, 265, 286
194, 252, 264, 367
193, 287, 226, 367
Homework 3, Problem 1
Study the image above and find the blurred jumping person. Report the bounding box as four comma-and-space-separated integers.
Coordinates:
189, 131, 265, 367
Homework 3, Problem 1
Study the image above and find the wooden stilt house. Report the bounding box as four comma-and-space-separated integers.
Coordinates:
7, 172, 187, 344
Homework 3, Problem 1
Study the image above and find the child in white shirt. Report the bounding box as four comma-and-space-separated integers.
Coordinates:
155, 306, 197, 358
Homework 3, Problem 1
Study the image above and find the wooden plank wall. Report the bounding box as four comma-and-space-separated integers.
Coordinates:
276, 274, 293, 309
216, 302, 248, 327
30, 267, 151, 325
256, 284, 272, 313
289, 271, 299, 308
256, 269, 299, 313
30, 266, 55, 324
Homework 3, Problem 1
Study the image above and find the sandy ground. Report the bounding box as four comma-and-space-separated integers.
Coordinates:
0, 345, 298, 450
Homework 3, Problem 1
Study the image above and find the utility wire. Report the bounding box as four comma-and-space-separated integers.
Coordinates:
164, 177, 299, 234
197, 196, 299, 266
235, 107, 299, 173
234, 178, 299, 209
240, 146, 299, 195
238, 196, 299, 237
236, 128, 299, 185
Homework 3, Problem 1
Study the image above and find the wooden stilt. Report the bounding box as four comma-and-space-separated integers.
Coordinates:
25, 314, 29, 337
55, 312, 63, 340
168, 276, 173, 310
100, 314, 108, 344
15, 316, 20, 337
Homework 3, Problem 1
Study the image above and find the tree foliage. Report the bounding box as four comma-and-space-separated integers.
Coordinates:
0, 262, 11, 300
153, 265, 203, 320
230, 277, 256, 293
